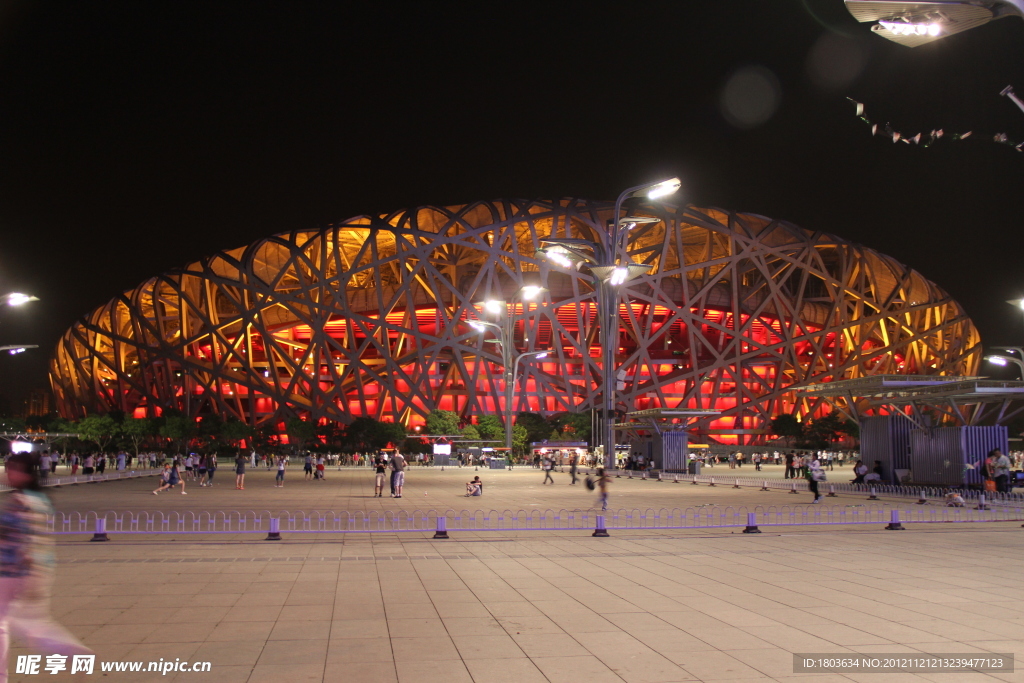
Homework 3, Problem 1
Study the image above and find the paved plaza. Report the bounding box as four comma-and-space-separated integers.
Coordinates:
15, 467, 1024, 682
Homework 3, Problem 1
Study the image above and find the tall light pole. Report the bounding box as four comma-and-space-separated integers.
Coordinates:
470, 286, 549, 455
540, 178, 680, 469
0, 292, 39, 357
985, 346, 1024, 378
844, 1, 1023, 48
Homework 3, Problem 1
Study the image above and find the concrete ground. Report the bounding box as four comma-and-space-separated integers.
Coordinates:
11, 468, 1024, 682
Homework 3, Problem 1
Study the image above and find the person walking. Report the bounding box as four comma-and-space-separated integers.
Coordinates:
784, 452, 795, 479
569, 453, 578, 485
275, 456, 286, 488
753, 452, 761, 471
304, 454, 313, 480
596, 467, 610, 511
542, 456, 554, 484
807, 458, 825, 503
0, 454, 92, 678
235, 453, 246, 490
391, 452, 406, 498
373, 459, 386, 497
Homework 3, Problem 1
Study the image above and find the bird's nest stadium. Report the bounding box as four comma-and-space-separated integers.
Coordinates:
50, 198, 980, 444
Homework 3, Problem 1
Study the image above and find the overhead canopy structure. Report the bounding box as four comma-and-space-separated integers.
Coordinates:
800, 375, 1024, 429
614, 408, 721, 434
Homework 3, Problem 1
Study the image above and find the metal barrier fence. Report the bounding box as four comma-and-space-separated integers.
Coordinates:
610, 469, 1024, 506
50, 502, 1024, 541
0, 469, 161, 493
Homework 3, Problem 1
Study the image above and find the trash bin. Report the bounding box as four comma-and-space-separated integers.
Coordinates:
489, 458, 506, 469
688, 460, 701, 475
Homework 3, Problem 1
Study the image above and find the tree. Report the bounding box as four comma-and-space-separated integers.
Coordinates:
769, 414, 803, 439
475, 415, 503, 442
45, 416, 79, 456
425, 409, 460, 436
220, 418, 254, 450
344, 416, 405, 452
554, 412, 592, 444
159, 414, 195, 454
512, 423, 528, 456
78, 414, 120, 452
286, 417, 319, 453
120, 417, 155, 457
515, 412, 549, 445
378, 421, 408, 449
0, 416, 26, 433
460, 424, 481, 442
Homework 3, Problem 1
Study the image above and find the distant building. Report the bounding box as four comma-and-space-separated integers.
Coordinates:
49, 198, 980, 444
24, 388, 51, 417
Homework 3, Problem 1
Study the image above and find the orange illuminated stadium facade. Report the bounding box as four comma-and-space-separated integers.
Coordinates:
49, 198, 981, 444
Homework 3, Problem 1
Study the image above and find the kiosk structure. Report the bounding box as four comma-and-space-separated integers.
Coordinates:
800, 376, 1024, 487
613, 408, 721, 471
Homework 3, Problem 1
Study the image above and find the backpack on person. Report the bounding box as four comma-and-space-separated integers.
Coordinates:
585, 475, 595, 491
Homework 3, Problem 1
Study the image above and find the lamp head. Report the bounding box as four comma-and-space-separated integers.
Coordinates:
469, 321, 486, 332
540, 247, 575, 268
985, 355, 1009, 366
643, 177, 681, 200
2, 293, 38, 307
483, 300, 505, 314
519, 285, 546, 300
844, 0, 998, 48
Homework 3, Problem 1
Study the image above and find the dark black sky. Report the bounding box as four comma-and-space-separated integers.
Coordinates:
1, 1, 1023, 409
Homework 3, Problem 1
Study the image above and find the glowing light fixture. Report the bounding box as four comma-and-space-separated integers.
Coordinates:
542, 248, 574, 268
2, 293, 38, 307
643, 177, 681, 200
879, 20, 942, 35
483, 299, 504, 314
609, 267, 628, 286
985, 355, 1009, 366
520, 285, 545, 300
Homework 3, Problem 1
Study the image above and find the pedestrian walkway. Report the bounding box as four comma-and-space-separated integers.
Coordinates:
15, 469, 1023, 682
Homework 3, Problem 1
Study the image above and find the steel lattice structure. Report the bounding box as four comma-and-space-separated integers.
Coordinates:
50, 198, 981, 444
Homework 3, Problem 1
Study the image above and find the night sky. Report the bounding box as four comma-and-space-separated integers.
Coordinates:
1, 1, 1023, 411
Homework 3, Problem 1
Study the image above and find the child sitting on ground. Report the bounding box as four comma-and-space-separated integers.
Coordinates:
465, 476, 482, 496
944, 492, 965, 507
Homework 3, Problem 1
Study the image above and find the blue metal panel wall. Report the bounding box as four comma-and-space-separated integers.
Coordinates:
861, 415, 914, 483
661, 432, 688, 471
961, 426, 1008, 488
910, 428, 962, 487
908, 425, 1008, 487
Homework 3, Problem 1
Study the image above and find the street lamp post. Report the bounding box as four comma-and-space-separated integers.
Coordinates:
540, 178, 680, 469
470, 286, 549, 456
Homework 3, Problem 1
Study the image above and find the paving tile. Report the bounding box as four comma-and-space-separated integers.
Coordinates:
390, 635, 461, 662
394, 659, 473, 683
511, 632, 589, 658
323, 661, 397, 682
463, 656, 549, 682
532, 655, 626, 683
268, 619, 332, 640
256, 638, 328, 665
326, 636, 394, 663
451, 634, 525, 660
329, 617, 390, 638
